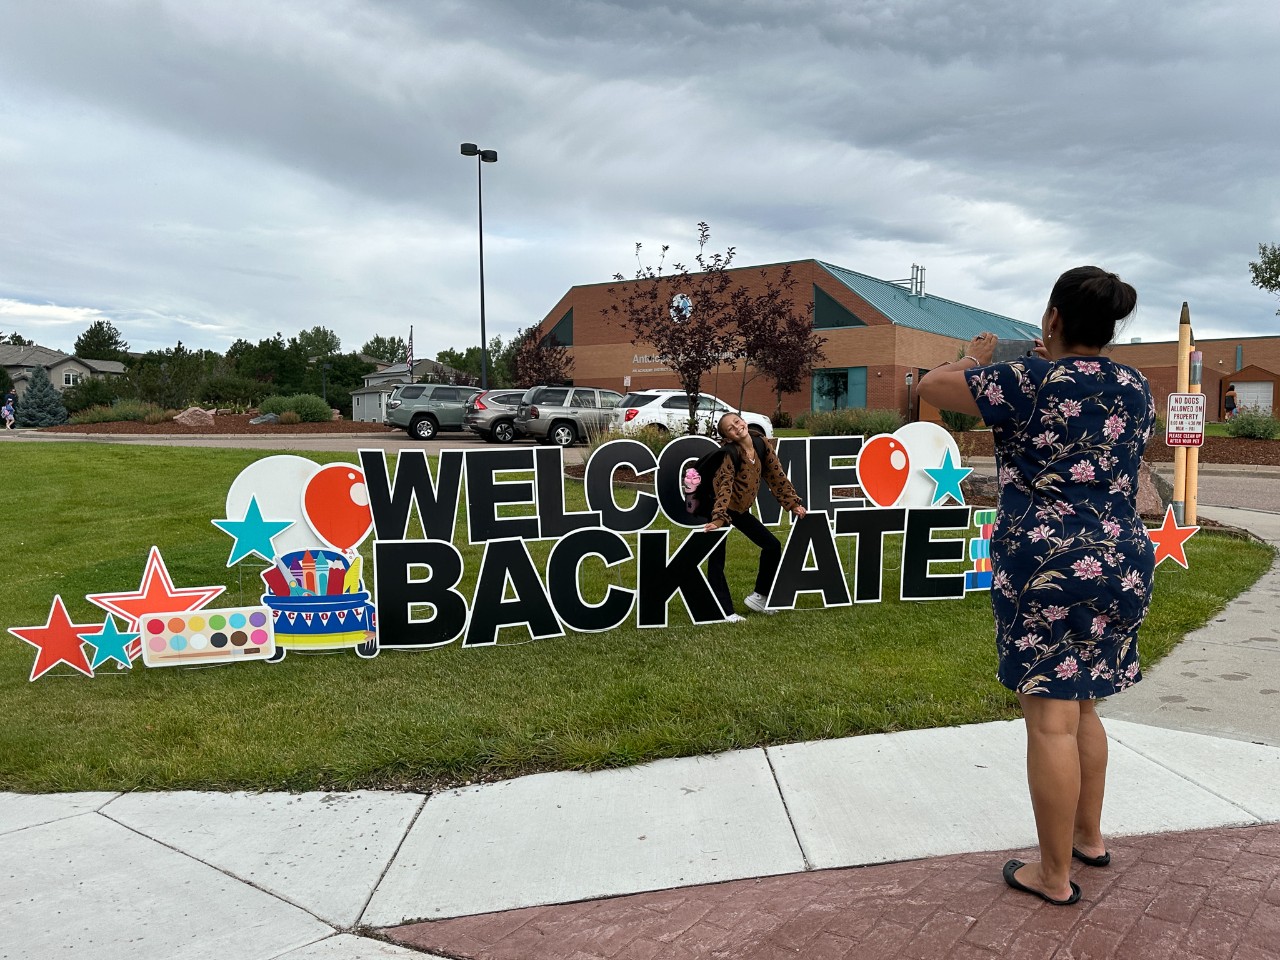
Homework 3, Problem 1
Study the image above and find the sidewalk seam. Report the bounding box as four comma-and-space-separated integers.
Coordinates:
1105, 733, 1271, 823
354, 792, 431, 927
762, 747, 813, 872
97, 805, 341, 930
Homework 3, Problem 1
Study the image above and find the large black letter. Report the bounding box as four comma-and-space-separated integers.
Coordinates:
901, 507, 970, 600
808, 437, 866, 514
768, 512, 851, 609
834, 507, 906, 603
360, 448, 465, 542
655, 435, 719, 525
536, 447, 602, 539
637, 530, 726, 627
465, 539, 564, 647
547, 528, 635, 632
374, 540, 468, 648
584, 439, 659, 532
463, 447, 539, 545
757, 437, 810, 524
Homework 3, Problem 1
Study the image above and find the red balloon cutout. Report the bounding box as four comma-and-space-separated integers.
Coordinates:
857, 435, 911, 507
303, 464, 374, 552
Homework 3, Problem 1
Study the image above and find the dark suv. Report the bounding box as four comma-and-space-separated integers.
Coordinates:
514, 385, 623, 446
385, 383, 482, 440
463, 389, 526, 443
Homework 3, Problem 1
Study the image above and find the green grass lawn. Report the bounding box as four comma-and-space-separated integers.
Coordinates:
2, 444, 1271, 793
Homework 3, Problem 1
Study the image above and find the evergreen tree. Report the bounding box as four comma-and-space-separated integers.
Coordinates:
14, 367, 68, 427
74, 320, 130, 362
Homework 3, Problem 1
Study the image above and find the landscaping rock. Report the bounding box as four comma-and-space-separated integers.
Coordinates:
249, 412, 280, 425
174, 406, 215, 428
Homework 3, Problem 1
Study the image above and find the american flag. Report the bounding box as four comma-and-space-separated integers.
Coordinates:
406, 325, 414, 372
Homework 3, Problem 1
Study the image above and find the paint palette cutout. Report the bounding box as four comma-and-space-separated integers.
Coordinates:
141, 606, 275, 668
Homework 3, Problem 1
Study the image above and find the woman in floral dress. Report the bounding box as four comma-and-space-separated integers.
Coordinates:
918, 266, 1155, 907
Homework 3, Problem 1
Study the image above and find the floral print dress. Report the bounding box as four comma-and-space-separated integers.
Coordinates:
965, 356, 1157, 699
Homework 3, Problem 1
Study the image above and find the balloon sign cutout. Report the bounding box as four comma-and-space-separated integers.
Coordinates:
303, 464, 374, 553
856, 435, 912, 507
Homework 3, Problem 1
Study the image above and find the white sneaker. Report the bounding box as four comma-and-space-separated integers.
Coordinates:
724, 613, 747, 624
744, 592, 776, 614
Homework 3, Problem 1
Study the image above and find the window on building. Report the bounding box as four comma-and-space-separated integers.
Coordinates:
812, 367, 867, 411
64, 371, 82, 387
813, 285, 867, 329
542, 308, 574, 348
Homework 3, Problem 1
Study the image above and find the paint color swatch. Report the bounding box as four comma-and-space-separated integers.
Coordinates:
141, 606, 275, 668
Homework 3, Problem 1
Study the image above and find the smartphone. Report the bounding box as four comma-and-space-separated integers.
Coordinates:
992, 338, 1039, 363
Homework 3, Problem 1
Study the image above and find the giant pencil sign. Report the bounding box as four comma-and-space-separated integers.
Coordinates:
362, 424, 989, 651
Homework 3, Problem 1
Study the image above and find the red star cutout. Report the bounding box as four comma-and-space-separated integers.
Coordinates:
1149, 505, 1198, 569
9, 595, 97, 681
87, 546, 225, 657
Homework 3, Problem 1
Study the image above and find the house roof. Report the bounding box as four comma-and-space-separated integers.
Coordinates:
816, 261, 1041, 340
80, 358, 126, 374
0, 344, 68, 368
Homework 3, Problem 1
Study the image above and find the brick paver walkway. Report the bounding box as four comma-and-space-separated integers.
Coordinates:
383, 823, 1280, 959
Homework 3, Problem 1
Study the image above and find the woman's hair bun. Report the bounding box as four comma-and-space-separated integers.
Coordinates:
1049, 266, 1137, 349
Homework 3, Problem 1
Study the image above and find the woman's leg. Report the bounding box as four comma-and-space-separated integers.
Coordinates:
1073, 699, 1108, 858
1015, 693, 1082, 901
730, 511, 783, 597
706, 535, 733, 616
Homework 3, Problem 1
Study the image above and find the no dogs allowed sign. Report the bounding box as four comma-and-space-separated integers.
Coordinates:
1165, 392, 1206, 447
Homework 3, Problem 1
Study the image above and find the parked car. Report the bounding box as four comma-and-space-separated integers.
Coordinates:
463, 389, 527, 443
514, 385, 623, 446
385, 383, 482, 440
611, 389, 773, 438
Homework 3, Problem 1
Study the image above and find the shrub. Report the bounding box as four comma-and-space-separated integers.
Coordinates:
1226, 408, 1280, 440
771, 411, 793, 429
584, 425, 673, 461
61, 376, 121, 414
143, 407, 175, 425
258, 393, 332, 422
70, 400, 163, 424
278, 410, 302, 425
939, 408, 982, 434
803, 407, 905, 437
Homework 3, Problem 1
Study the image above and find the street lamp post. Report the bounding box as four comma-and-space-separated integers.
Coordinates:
904, 370, 914, 422
460, 142, 498, 389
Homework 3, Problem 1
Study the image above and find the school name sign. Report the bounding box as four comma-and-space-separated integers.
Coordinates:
360, 433, 985, 650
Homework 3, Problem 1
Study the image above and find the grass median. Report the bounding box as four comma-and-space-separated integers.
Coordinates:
2, 443, 1272, 793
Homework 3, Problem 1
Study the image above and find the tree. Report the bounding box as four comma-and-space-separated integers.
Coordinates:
360, 335, 407, 364
62, 375, 122, 414
1249, 243, 1280, 315
125, 342, 220, 409
14, 366, 68, 426
511, 325, 574, 388
604, 223, 743, 434
3, 331, 33, 346
732, 267, 826, 415
0, 366, 12, 396
435, 346, 484, 382
74, 320, 129, 362
294, 325, 341, 358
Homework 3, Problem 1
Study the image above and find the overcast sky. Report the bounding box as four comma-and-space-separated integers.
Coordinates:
1, 0, 1277, 359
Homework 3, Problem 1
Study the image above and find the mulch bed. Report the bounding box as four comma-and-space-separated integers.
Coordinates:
42, 414, 399, 436
36, 419, 1280, 467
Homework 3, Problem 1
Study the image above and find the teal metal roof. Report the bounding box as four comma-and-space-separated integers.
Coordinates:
817, 261, 1040, 340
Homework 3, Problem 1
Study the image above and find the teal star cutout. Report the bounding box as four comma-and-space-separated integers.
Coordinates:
923, 449, 973, 505
79, 615, 140, 670
212, 496, 294, 566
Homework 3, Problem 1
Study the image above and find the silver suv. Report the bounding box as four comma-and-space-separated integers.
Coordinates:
514, 385, 623, 446
463, 389, 526, 443
385, 383, 482, 440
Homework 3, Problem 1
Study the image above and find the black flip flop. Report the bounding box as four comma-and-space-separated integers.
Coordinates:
1003, 859, 1082, 906
1072, 847, 1111, 867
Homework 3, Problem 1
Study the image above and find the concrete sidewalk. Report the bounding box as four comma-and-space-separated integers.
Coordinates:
3, 506, 1279, 959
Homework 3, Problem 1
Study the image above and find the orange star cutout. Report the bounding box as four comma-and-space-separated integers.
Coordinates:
9, 595, 97, 681
87, 546, 225, 658
1149, 505, 1198, 569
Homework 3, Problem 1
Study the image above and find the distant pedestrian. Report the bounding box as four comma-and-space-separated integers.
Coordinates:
919, 266, 1156, 907
1224, 383, 1237, 420
2, 398, 14, 430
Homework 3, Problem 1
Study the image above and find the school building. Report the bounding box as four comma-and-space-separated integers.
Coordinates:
530, 259, 1279, 421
